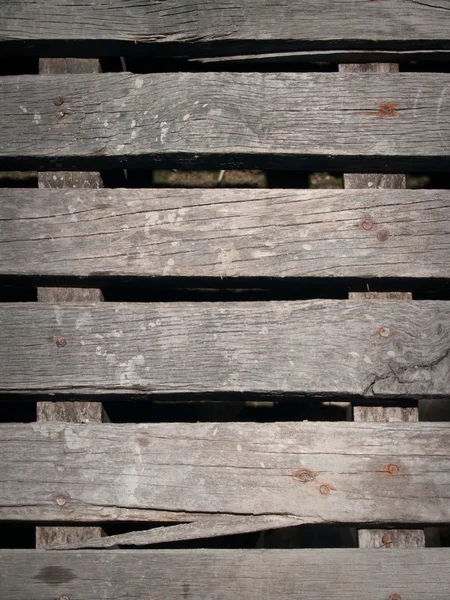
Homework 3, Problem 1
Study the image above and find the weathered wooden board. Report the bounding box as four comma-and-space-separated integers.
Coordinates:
1, 300, 449, 397
1, 0, 450, 56
1, 422, 450, 527
1, 72, 449, 171
193, 49, 450, 64
2, 188, 450, 279
35, 56, 105, 551
1, 549, 450, 600
343, 62, 425, 550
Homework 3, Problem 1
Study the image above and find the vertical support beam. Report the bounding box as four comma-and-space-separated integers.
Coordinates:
35, 58, 104, 549
342, 62, 424, 550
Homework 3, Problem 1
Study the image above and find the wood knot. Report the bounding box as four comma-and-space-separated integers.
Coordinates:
292, 469, 316, 483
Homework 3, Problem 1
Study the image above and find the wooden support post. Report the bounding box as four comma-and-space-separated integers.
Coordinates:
35, 58, 104, 549
342, 62, 425, 550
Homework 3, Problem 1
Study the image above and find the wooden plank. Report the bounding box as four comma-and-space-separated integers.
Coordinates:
1, 72, 449, 171
358, 529, 426, 549
48, 516, 304, 550
35, 57, 104, 550
2, 549, 450, 600
1, 0, 450, 57
1, 188, 450, 279
1, 422, 450, 526
1, 300, 449, 397
192, 49, 450, 64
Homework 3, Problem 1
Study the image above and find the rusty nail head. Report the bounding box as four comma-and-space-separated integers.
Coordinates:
361, 218, 374, 230
378, 326, 392, 338
55, 494, 67, 506
53, 96, 64, 106
55, 337, 67, 348
319, 484, 330, 495
377, 230, 389, 242
390, 595, 401, 600
378, 103, 399, 118
56, 109, 66, 119
386, 464, 399, 475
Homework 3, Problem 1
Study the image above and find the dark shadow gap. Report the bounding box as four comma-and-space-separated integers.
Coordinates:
2, 277, 450, 301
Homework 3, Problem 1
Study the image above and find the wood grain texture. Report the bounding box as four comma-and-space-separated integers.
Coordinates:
1, 72, 449, 171
35, 57, 104, 549
358, 529, 426, 549
343, 62, 425, 551
193, 49, 450, 64
1, 549, 450, 600
0, 548, 450, 600
49, 516, 304, 550
1, 300, 449, 397
2, 188, 450, 279
1, 0, 450, 56
1, 422, 450, 525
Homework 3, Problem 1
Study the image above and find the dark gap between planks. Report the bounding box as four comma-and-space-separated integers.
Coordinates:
2, 278, 450, 303
0, 521, 447, 550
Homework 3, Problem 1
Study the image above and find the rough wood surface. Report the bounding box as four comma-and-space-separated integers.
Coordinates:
193, 49, 450, 64
358, 529, 426, 549
35, 57, 104, 550
1, 0, 450, 56
1, 72, 449, 171
1, 300, 449, 398
1, 422, 450, 526
2, 549, 450, 600
343, 62, 425, 551
48, 516, 304, 550
2, 188, 450, 279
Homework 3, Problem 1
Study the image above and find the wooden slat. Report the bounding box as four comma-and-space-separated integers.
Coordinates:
192, 49, 450, 64
358, 529, 426, 549
1, 188, 450, 279
1, 300, 449, 397
49, 516, 304, 551
1, 422, 450, 526
2, 549, 450, 600
35, 57, 105, 550
1, 72, 449, 171
1, 0, 450, 56
343, 61, 425, 551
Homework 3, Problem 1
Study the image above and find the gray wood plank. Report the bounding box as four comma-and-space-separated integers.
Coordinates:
1, 549, 450, 600
2, 188, 450, 279
1, 422, 450, 525
358, 529, 426, 549
1, 300, 449, 397
1, 0, 450, 56
1, 72, 449, 171
343, 59, 425, 550
193, 49, 450, 64
48, 516, 304, 550
35, 57, 105, 550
